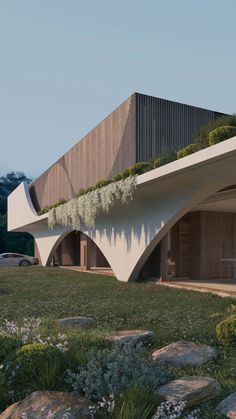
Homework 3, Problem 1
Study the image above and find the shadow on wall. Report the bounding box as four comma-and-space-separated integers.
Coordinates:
87, 176, 233, 280
107, 95, 136, 178
29, 95, 136, 212
29, 157, 76, 213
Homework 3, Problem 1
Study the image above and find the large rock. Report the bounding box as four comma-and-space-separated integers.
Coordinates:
58, 316, 94, 327
0, 391, 90, 419
110, 329, 154, 343
152, 341, 217, 367
217, 392, 236, 418
156, 376, 221, 408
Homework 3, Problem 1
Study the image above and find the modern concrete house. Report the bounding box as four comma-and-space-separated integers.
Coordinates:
8, 93, 236, 283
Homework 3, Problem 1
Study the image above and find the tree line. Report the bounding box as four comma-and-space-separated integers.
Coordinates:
0, 172, 34, 255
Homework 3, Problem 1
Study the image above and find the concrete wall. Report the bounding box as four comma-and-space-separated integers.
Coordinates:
8, 137, 236, 282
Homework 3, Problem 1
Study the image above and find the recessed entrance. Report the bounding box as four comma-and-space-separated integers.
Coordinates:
139, 242, 161, 280
139, 210, 236, 284
51, 231, 111, 274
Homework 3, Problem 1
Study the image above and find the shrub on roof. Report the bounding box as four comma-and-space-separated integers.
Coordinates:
153, 150, 177, 168
113, 162, 153, 182
177, 143, 202, 159
194, 114, 236, 147
76, 188, 85, 197
121, 168, 132, 179
208, 125, 236, 146
113, 172, 123, 182
129, 162, 154, 176
83, 186, 96, 194
95, 179, 112, 189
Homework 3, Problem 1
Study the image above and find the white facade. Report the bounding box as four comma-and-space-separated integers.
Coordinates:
8, 137, 236, 281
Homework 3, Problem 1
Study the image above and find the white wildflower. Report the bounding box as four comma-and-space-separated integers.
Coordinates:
0, 318, 42, 344
154, 400, 186, 419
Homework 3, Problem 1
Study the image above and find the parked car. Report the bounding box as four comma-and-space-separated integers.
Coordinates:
0, 253, 39, 267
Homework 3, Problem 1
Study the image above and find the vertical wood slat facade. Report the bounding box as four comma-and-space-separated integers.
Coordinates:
170, 211, 236, 280
29, 93, 225, 212
135, 93, 224, 162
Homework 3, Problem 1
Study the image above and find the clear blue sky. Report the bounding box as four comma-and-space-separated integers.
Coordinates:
0, 0, 235, 179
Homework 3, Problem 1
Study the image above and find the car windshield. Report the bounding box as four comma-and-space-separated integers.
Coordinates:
0, 253, 25, 258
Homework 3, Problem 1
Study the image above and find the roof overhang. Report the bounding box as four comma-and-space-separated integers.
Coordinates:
8, 136, 236, 233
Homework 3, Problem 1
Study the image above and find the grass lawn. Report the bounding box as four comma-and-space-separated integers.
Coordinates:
0, 266, 235, 417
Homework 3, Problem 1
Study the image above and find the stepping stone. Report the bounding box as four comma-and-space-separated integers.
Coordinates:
217, 392, 236, 418
57, 316, 94, 327
152, 341, 217, 367
0, 390, 90, 418
110, 329, 154, 343
156, 376, 221, 408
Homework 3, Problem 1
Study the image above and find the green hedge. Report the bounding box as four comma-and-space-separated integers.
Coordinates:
209, 125, 236, 146
216, 315, 236, 345
177, 143, 202, 159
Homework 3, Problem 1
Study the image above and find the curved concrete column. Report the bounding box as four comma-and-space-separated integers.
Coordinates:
34, 226, 72, 266
8, 137, 236, 282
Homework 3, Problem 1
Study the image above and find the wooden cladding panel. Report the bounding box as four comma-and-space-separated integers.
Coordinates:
178, 218, 190, 277
189, 211, 236, 280
29, 95, 136, 211
189, 212, 202, 279
202, 212, 236, 280
171, 211, 236, 280
61, 234, 74, 266
170, 215, 190, 278
29, 92, 226, 212
135, 93, 224, 162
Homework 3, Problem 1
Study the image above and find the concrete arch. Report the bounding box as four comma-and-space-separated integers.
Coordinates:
128, 184, 233, 282
44, 229, 111, 268
128, 172, 236, 282
45, 230, 73, 266
8, 137, 236, 282
83, 138, 236, 281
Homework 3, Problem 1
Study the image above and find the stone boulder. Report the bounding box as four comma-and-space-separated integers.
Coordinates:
152, 341, 217, 367
217, 392, 236, 418
109, 329, 154, 343
156, 376, 221, 408
58, 316, 94, 327
0, 391, 90, 419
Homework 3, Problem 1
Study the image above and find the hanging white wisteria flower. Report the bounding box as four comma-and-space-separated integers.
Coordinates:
48, 176, 137, 230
